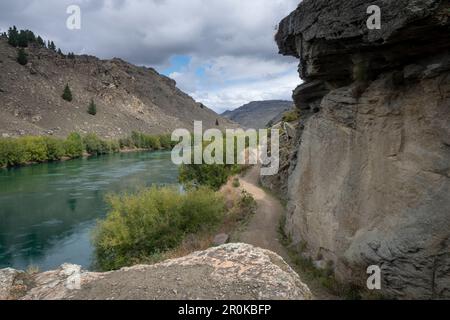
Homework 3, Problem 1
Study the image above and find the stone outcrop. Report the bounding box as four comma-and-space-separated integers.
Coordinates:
0, 244, 312, 300
275, 0, 450, 299
0, 37, 236, 138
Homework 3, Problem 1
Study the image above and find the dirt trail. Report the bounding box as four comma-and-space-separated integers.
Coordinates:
234, 166, 337, 300
233, 166, 290, 262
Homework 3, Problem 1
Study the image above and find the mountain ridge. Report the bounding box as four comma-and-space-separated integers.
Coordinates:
0, 36, 236, 139
222, 100, 293, 129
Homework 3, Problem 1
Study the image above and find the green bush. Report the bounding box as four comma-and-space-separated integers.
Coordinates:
0, 138, 27, 167
88, 99, 97, 116
22, 136, 48, 162
17, 48, 28, 65
179, 163, 241, 191
44, 137, 65, 161
62, 84, 73, 102
130, 131, 161, 150
83, 133, 113, 156
108, 140, 120, 153
282, 110, 300, 123
178, 135, 244, 191
158, 134, 173, 149
119, 137, 134, 149
93, 186, 225, 271
64, 133, 84, 158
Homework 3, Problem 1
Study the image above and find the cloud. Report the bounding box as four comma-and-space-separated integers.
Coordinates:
0, 0, 300, 112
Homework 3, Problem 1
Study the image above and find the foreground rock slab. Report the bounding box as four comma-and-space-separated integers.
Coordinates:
0, 243, 312, 300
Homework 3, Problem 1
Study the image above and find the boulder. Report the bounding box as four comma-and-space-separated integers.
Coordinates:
0, 244, 312, 300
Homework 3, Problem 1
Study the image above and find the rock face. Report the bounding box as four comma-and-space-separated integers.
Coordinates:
0, 244, 312, 300
0, 37, 236, 138
222, 100, 293, 129
275, 0, 450, 299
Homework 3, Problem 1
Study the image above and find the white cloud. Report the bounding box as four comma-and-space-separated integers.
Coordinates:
170, 56, 300, 112
0, 0, 301, 112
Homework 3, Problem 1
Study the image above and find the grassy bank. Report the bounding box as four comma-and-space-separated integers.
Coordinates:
0, 131, 175, 168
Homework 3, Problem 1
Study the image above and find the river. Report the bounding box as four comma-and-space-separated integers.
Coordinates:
0, 151, 179, 271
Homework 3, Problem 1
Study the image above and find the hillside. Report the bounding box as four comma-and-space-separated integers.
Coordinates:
0, 36, 236, 139
222, 100, 293, 129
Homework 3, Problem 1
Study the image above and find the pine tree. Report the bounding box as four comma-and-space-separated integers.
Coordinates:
62, 84, 73, 102
17, 30, 28, 47
88, 99, 97, 116
36, 36, 45, 47
57, 48, 63, 55
8, 26, 19, 47
17, 48, 28, 65
25, 30, 36, 43
50, 41, 56, 51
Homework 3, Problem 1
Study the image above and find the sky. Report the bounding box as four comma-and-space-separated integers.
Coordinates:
0, 0, 301, 113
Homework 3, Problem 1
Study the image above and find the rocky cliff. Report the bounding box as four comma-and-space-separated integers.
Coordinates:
0, 37, 236, 138
274, 0, 450, 299
0, 244, 312, 300
222, 100, 293, 129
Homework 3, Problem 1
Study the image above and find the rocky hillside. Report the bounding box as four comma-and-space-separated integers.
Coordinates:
222, 100, 293, 129
0, 36, 236, 138
0, 244, 312, 300
271, 0, 450, 299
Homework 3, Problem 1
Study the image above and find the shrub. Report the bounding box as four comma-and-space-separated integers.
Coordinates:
44, 137, 65, 161
22, 136, 48, 162
130, 131, 161, 149
108, 140, 120, 153
83, 134, 121, 155
62, 84, 73, 102
119, 137, 134, 149
93, 186, 225, 270
17, 48, 28, 65
179, 163, 241, 191
64, 133, 84, 158
158, 134, 173, 149
83, 133, 104, 156
88, 99, 97, 116
0, 138, 27, 167
282, 110, 300, 123
232, 178, 240, 188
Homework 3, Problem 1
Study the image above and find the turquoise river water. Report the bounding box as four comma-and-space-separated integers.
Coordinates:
0, 151, 179, 271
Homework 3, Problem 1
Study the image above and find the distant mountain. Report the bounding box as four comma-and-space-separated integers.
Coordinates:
222, 100, 293, 129
0, 36, 236, 138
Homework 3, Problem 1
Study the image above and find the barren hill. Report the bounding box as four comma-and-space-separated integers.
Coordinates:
0, 36, 236, 138
222, 100, 293, 129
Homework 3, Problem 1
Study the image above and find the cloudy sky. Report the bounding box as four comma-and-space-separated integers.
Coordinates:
0, 0, 300, 113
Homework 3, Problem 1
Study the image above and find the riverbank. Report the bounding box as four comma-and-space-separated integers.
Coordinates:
0, 132, 174, 169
